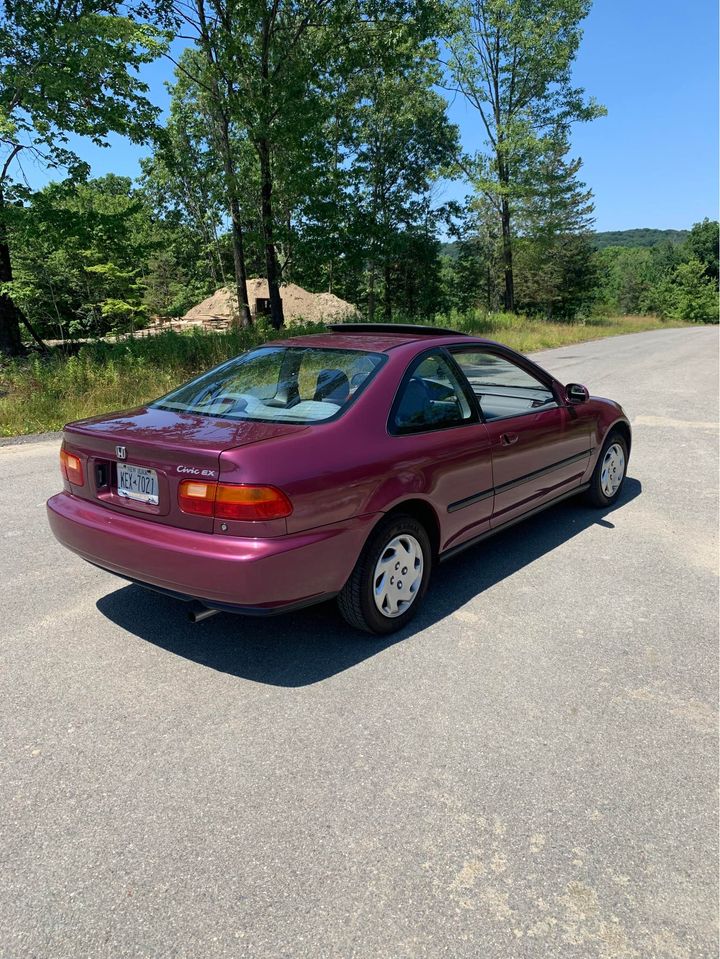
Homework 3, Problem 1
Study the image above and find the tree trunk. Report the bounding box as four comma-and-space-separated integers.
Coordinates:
383, 262, 392, 321
258, 139, 284, 330
496, 110, 515, 313
500, 193, 515, 313
228, 195, 252, 327
367, 265, 376, 322
0, 186, 24, 356
198, 34, 250, 327
218, 129, 251, 327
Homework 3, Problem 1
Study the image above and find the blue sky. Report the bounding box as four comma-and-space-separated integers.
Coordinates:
18, 0, 719, 232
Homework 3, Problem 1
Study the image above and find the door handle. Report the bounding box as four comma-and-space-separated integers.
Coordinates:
500, 432, 519, 446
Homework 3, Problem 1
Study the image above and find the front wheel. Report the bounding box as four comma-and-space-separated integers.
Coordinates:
586, 432, 628, 507
337, 515, 432, 635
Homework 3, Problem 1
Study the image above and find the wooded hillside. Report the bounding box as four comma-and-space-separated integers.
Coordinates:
0, 0, 717, 356
591, 229, 690, 249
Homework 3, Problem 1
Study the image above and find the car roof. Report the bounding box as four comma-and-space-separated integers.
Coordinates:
269, 324, 489, 354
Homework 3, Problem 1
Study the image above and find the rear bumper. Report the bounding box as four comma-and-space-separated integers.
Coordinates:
47, 492, 379, 612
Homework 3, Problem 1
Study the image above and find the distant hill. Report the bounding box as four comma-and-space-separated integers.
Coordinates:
441, 228, 690, 258
591, 228, 689, 249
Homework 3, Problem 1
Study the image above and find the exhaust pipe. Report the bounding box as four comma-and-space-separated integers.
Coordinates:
188, 602, 220, 623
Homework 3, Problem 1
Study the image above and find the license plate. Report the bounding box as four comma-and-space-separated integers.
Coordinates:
117, 463, 159, 505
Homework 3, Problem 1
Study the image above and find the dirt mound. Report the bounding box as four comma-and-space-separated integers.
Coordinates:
183, 279, 357, 327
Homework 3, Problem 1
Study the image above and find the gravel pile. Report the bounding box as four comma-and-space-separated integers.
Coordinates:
183, 279, 358, 326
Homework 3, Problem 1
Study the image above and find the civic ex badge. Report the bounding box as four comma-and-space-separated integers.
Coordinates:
176, 465, 217, 478
115, 445, 127, 460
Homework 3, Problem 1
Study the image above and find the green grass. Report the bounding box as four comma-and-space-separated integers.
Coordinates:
0, 313, 688, 437
441, 311, 689, 352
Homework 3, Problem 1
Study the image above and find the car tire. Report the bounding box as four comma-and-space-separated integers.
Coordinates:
586, 431, 629, 508
337, 514, 432, 635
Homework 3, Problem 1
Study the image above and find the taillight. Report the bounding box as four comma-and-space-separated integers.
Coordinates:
177, 480, 216, 516
215, 484, 292, 521
60, 449, 84, 486
178, 481, 292, 521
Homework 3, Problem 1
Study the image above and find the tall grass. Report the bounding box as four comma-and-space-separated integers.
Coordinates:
0, 323, 309, 436
0, 313, 686, 437
435, 310, 683, 352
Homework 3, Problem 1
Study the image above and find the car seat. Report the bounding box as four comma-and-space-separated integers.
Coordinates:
314, 369, 350, 405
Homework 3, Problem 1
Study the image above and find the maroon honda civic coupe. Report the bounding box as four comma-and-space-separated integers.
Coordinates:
47, 324, 631, 634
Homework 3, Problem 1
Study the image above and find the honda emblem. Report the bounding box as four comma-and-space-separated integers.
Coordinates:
115, 445, 127, 460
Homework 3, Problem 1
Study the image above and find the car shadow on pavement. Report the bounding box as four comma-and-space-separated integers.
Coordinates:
96, 478, 641, 687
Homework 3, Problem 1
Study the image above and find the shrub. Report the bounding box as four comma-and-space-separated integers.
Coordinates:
653, 259, 719, 324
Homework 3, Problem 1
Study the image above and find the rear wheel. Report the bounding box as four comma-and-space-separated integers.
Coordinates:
337, 515, 432, 635
586, 432, 628, 507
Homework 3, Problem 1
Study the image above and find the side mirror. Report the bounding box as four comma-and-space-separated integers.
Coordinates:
565, 383, 589, 404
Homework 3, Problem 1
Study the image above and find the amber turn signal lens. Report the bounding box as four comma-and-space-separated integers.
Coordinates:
177, 480, 292, 521
215, 484, 293, 521
60, 449, 84, 486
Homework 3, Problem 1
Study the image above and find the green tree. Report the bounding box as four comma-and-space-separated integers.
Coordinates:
513, 128, 596, 318
143, 254, 197, 320
514, 233, 597, 319
517, 130, 594, 237
444, 0, 604, 311
0, 0, 166, 353
6, 176, 158, 338
445, 197, 502, 313
593, 226, 719, 323
170, 0, 354, 329
685, 219, 719, 286
594, 246, 654, 314
140, 98, 235, 295
165, 39, 255, 326
340, 24, 458, 319
653, 258, 718, 323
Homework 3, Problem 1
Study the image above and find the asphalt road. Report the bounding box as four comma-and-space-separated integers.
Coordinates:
1, 326, 718, 959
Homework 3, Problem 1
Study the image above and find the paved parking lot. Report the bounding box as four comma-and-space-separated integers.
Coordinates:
1, 326, 718, 958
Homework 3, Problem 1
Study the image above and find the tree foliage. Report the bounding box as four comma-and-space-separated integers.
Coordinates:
594, 233, 718, 323
0, 0, 167, 353
1, 0, 717, 356
444, 0, 604, 311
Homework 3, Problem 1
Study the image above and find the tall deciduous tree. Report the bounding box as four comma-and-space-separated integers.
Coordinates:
140, 95, 234, 295
0, 0, 166, 354
444, 0, 603, 311
170, 0, 352, 329
344, 31, 459, 319
152, 47, 255, 325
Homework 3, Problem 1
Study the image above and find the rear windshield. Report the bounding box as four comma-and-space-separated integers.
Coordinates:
153, 346, 385, 424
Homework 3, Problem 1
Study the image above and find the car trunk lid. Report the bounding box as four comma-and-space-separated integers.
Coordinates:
63, 406, 306, 532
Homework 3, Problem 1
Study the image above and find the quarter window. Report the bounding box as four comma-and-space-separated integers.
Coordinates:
391, 353, 474, 433
451, 351, 557, 421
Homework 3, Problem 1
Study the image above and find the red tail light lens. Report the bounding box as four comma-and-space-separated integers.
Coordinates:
215, 484, 293, 521
60, 449, 84, 486
178, 481, 292, 521
178, 480, 216, 516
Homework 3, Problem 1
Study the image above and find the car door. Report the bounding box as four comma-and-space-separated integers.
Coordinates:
388, 350, 494, 550
450, 348, 592, 527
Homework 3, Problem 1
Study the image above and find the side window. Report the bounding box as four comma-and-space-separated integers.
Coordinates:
391, 353, 474, 434
451, 350, 557, 422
